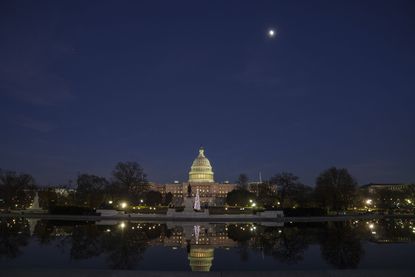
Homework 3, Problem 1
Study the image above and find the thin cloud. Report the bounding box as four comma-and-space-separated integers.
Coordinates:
0, 61, 74, 106
17, 115, 53, 133
0, 15, 76, 107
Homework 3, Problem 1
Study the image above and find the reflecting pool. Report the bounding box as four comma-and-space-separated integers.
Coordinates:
0, 218, 414, 271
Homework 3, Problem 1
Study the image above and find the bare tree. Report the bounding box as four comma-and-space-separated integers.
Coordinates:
314, 167, 357, 213
112, 162, 148, 203
269, 172, 302, 209
76, 174, 109, 208
0, 169, 36, 209
236, 174, 249, 190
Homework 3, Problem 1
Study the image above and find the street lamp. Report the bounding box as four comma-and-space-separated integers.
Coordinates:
120, 202, 127, 209
364, 199, 374, 212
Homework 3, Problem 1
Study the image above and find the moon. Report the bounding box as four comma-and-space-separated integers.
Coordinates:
267, 28, 277, 38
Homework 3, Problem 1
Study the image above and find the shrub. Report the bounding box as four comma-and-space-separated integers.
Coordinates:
49, 205, 97, 215
209, 206, 253, 215
283, 207, 327, 217
143, 190, 163, 206
130, 206, 167, 214
226, 189, 256, 206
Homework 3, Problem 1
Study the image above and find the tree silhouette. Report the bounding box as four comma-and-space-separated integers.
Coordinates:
320, 222, 364, 269
256, 182, 278, 207
102, 223, 150, 269
236, 174, 249, 190
32, 220, 56, 245
70, 223, 103, 260
226, 189, 256, 206
315, 167, 357, 212
112, 162, 148, 203
0, 218, 30, 259
143, 190, 162, 206
0, 169, 36, 209
270, 226, 309, 264
269, 172, 302, 208
76, 174, 109, 208
227, 224, 253, 261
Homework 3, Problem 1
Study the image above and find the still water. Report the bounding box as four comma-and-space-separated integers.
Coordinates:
0, 218, 414, 271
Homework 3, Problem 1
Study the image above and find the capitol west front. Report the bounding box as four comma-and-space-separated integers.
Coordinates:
150, 147, 237, 206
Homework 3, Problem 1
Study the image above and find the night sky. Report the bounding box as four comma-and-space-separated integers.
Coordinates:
1, 0, 414, 186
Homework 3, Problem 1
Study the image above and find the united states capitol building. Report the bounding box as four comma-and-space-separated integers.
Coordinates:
150, 147, 237, 206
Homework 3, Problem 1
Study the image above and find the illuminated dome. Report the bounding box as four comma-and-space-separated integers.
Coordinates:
188, 247, 214, 272
188, 147, 214, 183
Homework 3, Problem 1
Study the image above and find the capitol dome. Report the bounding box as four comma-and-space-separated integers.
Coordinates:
188, 147, 214, 183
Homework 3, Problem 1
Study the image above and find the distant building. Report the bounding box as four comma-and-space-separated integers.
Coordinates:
361, 183, 415, 194
53, 187, 76, 197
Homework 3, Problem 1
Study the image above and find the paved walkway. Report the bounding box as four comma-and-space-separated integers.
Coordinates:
1, 212, 410, 222
1, 269, 414, 277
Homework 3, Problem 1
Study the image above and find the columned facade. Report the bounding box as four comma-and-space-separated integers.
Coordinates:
150, 147, 237, 206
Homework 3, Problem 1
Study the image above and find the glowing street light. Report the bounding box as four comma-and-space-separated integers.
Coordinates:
365, 199, 373, 205
119, 222, 126, 229
108, 200, 113, 204
120, 202, 127, 209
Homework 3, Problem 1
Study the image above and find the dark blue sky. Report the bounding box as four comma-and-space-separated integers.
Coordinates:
1, 0, 414, 186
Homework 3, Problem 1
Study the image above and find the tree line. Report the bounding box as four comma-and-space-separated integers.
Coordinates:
1, 164, 414, 212
228, 167, 359, 213
0, 161, 161, 209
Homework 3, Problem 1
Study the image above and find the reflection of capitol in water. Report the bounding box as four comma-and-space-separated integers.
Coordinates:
25, 219, 244, 271
162, 223, 239, 271
5, 218, 415, 271
188, 247, 214, 272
